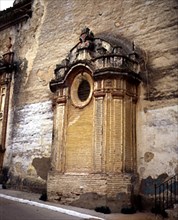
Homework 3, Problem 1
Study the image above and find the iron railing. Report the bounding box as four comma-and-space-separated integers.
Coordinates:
155, 174, 178, 214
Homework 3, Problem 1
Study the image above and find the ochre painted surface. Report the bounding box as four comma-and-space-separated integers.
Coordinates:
65, 100, 94, 173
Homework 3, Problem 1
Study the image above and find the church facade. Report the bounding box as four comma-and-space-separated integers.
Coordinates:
0, 0, 177, 212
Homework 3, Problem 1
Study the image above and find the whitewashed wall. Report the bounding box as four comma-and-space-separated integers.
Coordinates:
137, 104, 178, 179
4, 100, 53, 177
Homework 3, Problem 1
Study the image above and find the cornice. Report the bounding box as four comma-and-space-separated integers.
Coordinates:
0, 0, 33, 31
50, 27, 145, 93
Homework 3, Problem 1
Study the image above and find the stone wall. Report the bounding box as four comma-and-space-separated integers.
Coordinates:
35, 0, 177, 100
40, 0, 177, 201
0, 0, 177, 209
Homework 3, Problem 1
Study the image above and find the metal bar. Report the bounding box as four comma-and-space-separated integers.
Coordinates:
156, 174, 178, 188
170, 179, 173, 207
174, 176, 176, 204
167, 182, 169, 209
154, 184, 157, 214
158, 185, 161, 210
175, 176, 177, 202
154, 174, 178, 213
163, 184, 165, 210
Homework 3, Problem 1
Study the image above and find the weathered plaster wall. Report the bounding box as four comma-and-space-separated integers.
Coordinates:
5, 101, 52, 176
35, 0, 177, 100
36, 0, 177, 176
34, 0, 177, 207
0, 0, 177, 199
137, 105, 178, 179
1, 0, 54, 190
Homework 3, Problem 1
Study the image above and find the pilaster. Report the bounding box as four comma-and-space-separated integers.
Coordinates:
51, 88, 67, 172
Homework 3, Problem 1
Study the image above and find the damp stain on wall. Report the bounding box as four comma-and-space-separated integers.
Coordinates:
144, 152, 154, 162
32, 157, 50, 180
140, 173, 168, 195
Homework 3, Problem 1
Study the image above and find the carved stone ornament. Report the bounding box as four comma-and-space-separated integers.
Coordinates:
78, 27, 95, 50
48, 28, 146, 210
50, 27, 145, 92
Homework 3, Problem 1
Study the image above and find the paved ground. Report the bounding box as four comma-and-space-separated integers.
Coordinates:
0, 188, 160, 220
0, 197, 84, 220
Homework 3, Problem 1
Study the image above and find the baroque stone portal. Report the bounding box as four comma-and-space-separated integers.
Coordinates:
48, 28, 145, 211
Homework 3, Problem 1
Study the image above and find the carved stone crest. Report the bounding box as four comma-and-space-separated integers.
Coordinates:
78, 27, 95, 50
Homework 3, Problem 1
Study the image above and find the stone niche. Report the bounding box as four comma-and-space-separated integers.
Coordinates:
48, 28, 145, 212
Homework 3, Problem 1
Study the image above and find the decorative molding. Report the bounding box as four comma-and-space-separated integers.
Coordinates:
93, 90, 106, 97
50, 28, 145, 92
53, 96, 66, 106
70, 71, 93, 108
0, 0, 33, 31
